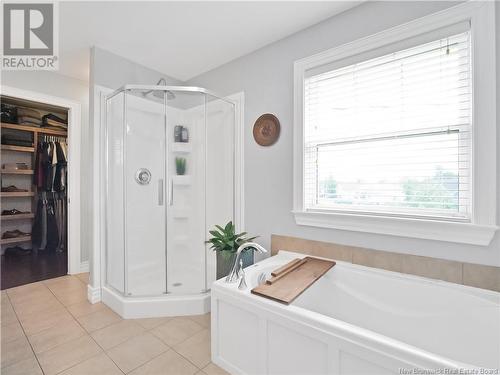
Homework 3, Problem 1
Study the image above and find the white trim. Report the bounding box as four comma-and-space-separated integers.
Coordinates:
89, 84, 113, 304
1, 85, 82, 273
293, 211, 497, 246
87, 284, 101, 304
292, 2, 497, 245
227, 91, 245, 232
80, 261, 89, 273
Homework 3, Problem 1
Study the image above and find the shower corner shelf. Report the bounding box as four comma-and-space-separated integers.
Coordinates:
172, 207, 190, 219
171, 142, 192, 153
172, 175, 191, 186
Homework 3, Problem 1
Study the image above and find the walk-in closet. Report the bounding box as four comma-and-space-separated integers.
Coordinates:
1, 95, 69, 289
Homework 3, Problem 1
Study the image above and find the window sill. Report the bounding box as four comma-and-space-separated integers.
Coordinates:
292, 210, 498, 246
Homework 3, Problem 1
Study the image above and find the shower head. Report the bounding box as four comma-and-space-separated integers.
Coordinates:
151, 90, 176, 100
146, 90, 175, 100
142, 78, 176, 100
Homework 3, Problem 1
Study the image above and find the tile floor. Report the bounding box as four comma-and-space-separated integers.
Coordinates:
1, 273, 229, 375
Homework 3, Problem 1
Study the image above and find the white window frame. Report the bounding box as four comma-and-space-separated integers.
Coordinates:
293, 2, 497, 246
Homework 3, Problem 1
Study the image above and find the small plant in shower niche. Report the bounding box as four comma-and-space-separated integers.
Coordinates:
175, 157, 186, 175
206, 221, 258, 278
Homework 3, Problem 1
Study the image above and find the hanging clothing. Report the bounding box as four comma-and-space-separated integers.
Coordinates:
32, 137, 68, 252
54, 142, 67, 192
32, 195, 47, 249
34, 140, 68, 193
43, 142, 54, 191
32, 193, 65, 251
55, 194, 66, 251
45, 197, 59, 251
34, 143, 45, 188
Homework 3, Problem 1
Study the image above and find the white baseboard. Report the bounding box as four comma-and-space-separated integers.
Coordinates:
87, 285, 101, 304
80, 261, 89, 273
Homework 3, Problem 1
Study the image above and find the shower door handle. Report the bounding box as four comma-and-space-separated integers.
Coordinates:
158, 179, 164, 206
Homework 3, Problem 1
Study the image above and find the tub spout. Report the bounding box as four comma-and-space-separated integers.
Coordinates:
226, 242, 267, 283
238, 260, 248, 290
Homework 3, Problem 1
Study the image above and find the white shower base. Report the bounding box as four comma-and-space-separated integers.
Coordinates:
101, 286, 210, 318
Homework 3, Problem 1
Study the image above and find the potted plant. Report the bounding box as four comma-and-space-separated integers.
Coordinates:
206, 221, 258, 279
175, 157, 186, 175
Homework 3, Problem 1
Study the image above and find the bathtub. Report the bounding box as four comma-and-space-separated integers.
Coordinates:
211, 251, 500, 375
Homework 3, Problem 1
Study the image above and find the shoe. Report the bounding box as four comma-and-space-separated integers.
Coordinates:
2, 163, 28, 170
1, 186, 28, 192
2, 230, 31, 239
4, 246, 32, 256
1, 209, 29, 216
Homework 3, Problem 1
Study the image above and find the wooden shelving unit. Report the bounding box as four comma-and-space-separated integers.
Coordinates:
1, 122, 67, 136
1, 169, 34, 175
0, 236, 32, 245
0, 192, 35, 198
1, 97, 68, 253
1, 145, 35, 153
1, 214, 35, 221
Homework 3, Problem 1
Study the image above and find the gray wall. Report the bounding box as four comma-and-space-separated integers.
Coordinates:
188, 1, 500, 266
2, 70, 90, 263
91, 47, 183, 89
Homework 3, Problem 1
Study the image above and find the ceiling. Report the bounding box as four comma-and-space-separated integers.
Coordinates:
59, 1, 360, 82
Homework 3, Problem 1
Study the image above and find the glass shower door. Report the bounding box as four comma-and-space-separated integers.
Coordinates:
123, 91, 167, 296
106, 86, 235, 298
205, 94, 235, 286
166, 91, 207, 294
106, 91, 126, 294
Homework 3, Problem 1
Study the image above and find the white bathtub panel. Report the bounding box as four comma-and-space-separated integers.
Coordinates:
268, 321, 329, 375
340, 352, 394, 375
217, 300, 261, 374
212, 288, 410, 375
334, 338, 410, 375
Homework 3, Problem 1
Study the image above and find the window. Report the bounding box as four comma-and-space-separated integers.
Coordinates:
293, 2, 497, 245
304, 31, 471, 221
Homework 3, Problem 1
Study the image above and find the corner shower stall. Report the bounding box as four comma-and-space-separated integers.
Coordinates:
103, 85, 235, 318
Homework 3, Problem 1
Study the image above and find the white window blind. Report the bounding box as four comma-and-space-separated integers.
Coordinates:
304, 30, 472, 220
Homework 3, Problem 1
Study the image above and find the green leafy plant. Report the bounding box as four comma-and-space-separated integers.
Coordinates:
205, 221, 258, 260
175, 157, 186, 175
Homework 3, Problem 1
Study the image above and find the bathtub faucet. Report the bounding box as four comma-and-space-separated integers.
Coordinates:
226, 242, 267, 283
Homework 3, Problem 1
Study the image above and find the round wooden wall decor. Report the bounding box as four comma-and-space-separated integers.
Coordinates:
253, 113, 280, 146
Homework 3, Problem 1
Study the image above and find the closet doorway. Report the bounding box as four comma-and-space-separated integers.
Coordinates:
1, 86, 81, 290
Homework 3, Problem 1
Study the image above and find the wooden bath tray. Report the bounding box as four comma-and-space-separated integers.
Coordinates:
251, 257, 335, 304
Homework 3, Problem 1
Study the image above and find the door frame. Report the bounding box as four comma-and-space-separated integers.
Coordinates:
1, 85, 82, 275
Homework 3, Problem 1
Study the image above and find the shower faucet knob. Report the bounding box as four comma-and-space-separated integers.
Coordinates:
135, 168, 152, 185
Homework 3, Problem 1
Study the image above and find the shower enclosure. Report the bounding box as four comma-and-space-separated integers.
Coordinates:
103, 85, 235, 317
